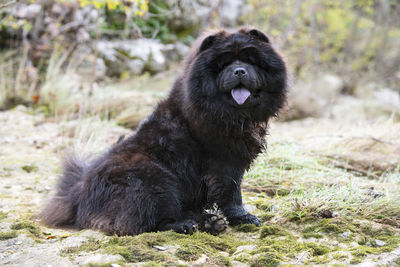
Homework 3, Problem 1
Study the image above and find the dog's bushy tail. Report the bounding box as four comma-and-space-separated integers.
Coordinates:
40, 156, 86, 227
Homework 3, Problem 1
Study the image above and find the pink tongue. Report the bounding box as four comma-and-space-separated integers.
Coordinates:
231, 88, 251, 105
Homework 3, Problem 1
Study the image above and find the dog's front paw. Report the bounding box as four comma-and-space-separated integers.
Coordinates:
228, 213, 261, 227
202, 214, 228, 235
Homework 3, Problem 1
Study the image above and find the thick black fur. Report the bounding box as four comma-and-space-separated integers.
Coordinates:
41, 27, 287, 235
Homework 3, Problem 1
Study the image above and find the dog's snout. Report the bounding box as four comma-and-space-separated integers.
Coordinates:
233, 67, 247, 77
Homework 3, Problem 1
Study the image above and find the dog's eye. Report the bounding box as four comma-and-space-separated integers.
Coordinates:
239, 48, 258, 65
216, 52, 233, 69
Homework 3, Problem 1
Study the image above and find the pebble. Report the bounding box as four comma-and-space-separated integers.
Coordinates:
193, 254, 208, 266
373, 239, 386, 247
350, 241, 359, 247
233, 245, 256, 255
339, 231, 351, 239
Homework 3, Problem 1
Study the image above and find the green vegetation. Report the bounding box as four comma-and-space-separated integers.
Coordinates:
0, 211, 8, 220
21, 165, 39, 173
0, 230, 18, 240
11, 220, 42, 238
244, 0, 400, 87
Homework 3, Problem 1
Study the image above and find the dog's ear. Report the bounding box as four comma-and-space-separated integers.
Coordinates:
199, 34, 217, 52
248, 29, 270, 43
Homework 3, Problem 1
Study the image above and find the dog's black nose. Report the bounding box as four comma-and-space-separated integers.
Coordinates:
233, 67, 247, 77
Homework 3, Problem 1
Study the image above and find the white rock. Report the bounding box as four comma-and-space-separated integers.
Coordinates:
78, 254, 124, 265
373, 88, 400, 107
61, 236, 88, 248
350, 241, 359, 247
193, 254, 209, 266
339, 231, 351, 239
97, 39, 168, 75
373, 239, 386, 247
233, 245, 256, 255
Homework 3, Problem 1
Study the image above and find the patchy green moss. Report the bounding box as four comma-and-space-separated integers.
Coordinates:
304, 242, 330, 256
263, 239, 304, 258
332, 252, 349, 260
175, 244, 203, 261
141, 262, 165, 267
0, 211, 8, 220
260, 225, 290, 238
11, 220, 42, 237
258, 212, 275, 223
62, 238, 102, 255
355, 235, 367, 245
301, 218, 357, 237
309, 254, 331, 264
0, 230, 18, 240
250, 252, 283, 267
350, 257, 363, 264
21, 164, 38, 173
302, 232, 323, 239
234, 224, 259, 233
350, 237, 400, 258
64, 230, 242, 265
184, 232, 242, 252
104, 235, 170, 263
234, 253, 252, 263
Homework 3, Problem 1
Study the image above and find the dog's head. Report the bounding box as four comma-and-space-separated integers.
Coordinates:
183, 27, 287, 127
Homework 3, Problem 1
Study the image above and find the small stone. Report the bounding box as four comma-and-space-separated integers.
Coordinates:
339, 231, 351, 239
153, 245, 167, 251
350, 241, 359, 247
78, 254, 123, 265
372, 239, 386, 247
193, 254, 208, 266
233, 245, 256, 255
62, 236, 88, 248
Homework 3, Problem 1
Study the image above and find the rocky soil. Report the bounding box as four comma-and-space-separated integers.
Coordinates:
0, 105, 399, 266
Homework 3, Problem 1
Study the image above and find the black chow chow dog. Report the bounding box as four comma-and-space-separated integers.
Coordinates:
41, 27, 287, 235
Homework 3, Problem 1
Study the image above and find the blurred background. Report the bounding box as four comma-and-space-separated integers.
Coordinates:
0, 0, 399, 125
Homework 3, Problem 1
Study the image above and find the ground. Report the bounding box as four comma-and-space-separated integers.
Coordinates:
0, 99, 400, 266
